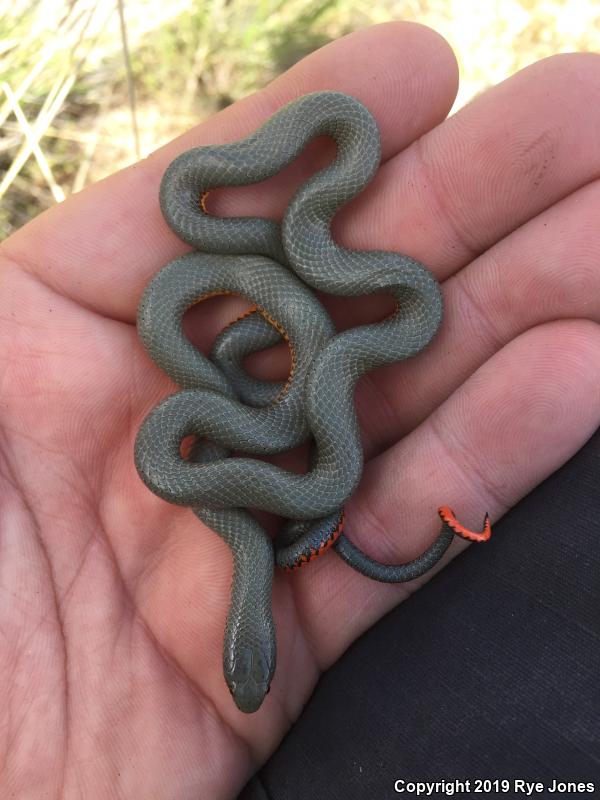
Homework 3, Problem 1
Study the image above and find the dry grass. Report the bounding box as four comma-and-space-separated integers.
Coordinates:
1, 0, 599, 239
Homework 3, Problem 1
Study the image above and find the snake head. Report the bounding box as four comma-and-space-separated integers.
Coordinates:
226, 645, 274, 714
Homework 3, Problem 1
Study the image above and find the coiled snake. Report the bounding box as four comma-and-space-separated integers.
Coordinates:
134, 91, 491, 713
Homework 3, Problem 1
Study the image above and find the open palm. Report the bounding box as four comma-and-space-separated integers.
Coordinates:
1, 22, 600, 800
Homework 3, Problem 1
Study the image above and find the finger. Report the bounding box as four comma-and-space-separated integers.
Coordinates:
0, 21, 458, 320
359, 175, 600, 457
336, 52, 600, 272
273, 318, 600, 716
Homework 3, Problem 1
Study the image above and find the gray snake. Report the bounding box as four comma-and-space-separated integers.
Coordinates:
134, 91, 491, 713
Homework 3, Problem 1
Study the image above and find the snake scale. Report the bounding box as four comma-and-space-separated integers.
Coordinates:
134, 91, 491, 713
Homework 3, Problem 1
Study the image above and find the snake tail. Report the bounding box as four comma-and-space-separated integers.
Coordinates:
438, 505, 492, 542
330, 508, 492, 583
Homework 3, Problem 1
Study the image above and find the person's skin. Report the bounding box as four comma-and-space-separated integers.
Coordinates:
1, 20, 600, 798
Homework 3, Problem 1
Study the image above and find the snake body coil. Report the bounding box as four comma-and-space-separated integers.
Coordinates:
134, 91, 490, 714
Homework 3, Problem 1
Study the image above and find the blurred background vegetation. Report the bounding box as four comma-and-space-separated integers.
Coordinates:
1, 0, 599, 239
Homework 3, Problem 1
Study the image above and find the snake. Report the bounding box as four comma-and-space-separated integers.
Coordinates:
134, 91, 491, 714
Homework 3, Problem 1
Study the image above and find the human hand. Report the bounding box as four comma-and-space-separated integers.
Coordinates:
1, 21, 599, 799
